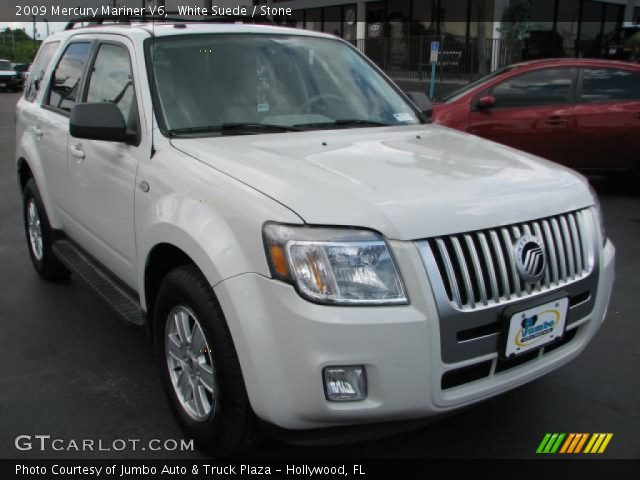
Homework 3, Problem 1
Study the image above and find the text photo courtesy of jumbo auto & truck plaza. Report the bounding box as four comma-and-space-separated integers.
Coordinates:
1, 0, 639, 479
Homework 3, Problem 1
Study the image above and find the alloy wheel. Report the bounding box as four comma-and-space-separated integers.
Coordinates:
27, 198, 43, 261
165, 306, 217, 421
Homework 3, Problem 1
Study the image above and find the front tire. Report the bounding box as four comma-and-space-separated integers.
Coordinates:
22, 178, 70, 281
154, 265, 260, 457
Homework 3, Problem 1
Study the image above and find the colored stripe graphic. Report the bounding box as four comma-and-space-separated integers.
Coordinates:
538, 433, 613, 454
536, 434, 552, 454
584, 433, 614, 454
567, 433, 583, 453
574, 434, 588, 453
550, 433, 565, 453
536, 433, 565, 454
559, 433, 575, 454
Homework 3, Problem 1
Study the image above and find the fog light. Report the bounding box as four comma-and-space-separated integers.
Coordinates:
323, 366, 366, 401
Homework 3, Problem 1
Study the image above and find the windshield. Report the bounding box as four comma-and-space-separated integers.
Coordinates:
0, 61, 12, 71
442, 65, 516, 103
147, 34, 420, 136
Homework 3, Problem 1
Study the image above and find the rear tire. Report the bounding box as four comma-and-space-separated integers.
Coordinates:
22, 178, 70, 281
154, 264, 260, 457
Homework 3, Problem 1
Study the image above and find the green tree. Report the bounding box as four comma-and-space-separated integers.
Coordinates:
498, 0, 531, 41
0, 28, 41, 64
497, 0, 530, 65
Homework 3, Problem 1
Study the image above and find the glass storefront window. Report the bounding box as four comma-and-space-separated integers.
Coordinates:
343, 5, 358, 41
468, 0, 495, 39
530, 0, 555, 33
285, 0, 626, 64
323, 6, 342, 36
280, 8, 303, 29
366, 1, 385, 38
580, 1, 605, 57
305, 8, 323, 32
602, 3, 625, 46
556, 0, 581, 57
411, 0, 436, 36
440, 0, 469, 38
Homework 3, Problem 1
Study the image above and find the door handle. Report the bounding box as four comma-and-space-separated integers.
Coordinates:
32, 126, 43, 137
546, 116, 569, 126
69, 144, 85, 161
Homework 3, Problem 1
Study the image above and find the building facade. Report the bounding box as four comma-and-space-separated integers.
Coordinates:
262, 0, 639, 59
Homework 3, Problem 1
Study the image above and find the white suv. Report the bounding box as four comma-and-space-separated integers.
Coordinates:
16, 21, 615, 455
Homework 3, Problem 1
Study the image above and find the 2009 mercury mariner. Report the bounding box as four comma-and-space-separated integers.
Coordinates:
15, 19, 615, 455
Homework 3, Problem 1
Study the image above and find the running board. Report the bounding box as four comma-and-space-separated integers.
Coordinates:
52, 240, 146, 327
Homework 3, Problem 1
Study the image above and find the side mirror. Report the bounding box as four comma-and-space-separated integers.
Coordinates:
405, 91, 433, 119
70, 103, 133, 143
477, 95, 496, 110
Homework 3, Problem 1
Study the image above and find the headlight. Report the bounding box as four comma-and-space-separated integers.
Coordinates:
263, 223, 407, 305
589, 185, 606, 246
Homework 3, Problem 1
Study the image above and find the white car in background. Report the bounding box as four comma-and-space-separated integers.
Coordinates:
15, 20, 615, 456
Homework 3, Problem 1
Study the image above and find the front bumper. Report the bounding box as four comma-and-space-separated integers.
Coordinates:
214, 238, 615, 430
0, 76, 19, 89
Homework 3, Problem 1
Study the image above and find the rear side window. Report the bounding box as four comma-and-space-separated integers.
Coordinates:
24, 41, 59, 102
46, 42, 91, 112
489, 68, 576, 109
579, 68, 640, 103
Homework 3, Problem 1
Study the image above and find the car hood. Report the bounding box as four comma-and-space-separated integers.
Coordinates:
170, 125, 593, 240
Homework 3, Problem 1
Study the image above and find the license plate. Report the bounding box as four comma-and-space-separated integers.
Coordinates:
0, 83, 5, 88
504, 297, 569, 358
609, 48, 617, 55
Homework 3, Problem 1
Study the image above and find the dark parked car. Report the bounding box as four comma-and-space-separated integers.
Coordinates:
432, 59, 640, 176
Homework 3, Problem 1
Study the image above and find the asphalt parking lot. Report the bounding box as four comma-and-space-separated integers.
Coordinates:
0, 90, 638, 460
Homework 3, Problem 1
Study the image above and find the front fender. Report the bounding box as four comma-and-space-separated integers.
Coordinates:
135, 143, 303, 311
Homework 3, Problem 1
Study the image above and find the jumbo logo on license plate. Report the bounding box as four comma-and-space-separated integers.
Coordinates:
505, 297, 569, 357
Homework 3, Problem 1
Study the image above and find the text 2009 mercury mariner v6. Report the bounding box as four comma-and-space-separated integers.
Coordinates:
15, 20, 615, 455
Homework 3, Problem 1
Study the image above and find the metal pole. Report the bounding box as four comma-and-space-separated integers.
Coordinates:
32, 15, 36, 55
430, 61, 436, 100
418, 37, 423, 81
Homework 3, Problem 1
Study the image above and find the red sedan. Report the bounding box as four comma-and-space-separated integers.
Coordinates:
432, 59, 640, 175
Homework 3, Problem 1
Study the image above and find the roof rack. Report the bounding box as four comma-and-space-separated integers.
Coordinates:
64, 13, 274, 31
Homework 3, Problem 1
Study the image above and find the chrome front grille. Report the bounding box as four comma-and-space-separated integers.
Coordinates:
427, 209, 595, 310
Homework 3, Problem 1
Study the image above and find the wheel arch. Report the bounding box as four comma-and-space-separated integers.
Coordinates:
15, 153, 63, 229
144, 242, 202, 331
17, 157, 34, 192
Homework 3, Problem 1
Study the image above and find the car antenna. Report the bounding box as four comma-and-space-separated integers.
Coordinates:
149, 14, 156, 159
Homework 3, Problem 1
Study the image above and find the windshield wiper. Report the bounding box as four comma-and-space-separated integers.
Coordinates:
168, 123, 301, 136
294, 119, 394, 129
